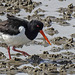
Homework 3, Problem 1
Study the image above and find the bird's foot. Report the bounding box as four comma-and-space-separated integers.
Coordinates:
12, 46, 30, 57
21, 51, 30, 56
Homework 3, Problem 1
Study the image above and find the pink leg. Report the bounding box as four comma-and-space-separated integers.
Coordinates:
7, 47, 11, 59
12, 46, 30, 56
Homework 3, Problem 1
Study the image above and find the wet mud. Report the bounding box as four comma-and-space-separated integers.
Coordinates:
0, 0, 75, 75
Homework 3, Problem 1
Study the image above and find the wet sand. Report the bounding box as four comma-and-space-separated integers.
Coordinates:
0, 0, 75, 75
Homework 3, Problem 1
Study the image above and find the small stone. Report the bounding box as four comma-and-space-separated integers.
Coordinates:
68, 3, 74, 9
43, 51, 49, 54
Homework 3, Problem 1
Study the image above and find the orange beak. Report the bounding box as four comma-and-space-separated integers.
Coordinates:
40, 30, 51, 45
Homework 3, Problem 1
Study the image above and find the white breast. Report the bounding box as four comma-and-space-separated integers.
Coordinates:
2, 26, 31, 46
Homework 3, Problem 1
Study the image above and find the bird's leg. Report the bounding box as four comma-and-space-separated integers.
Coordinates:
12, 46, 30, 56
7, 47, 11, 59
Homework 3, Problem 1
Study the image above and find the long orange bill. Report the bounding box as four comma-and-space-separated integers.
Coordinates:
40, 30, 51, 45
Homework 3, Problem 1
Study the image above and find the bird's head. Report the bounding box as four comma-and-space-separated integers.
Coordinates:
29, 20, 43, 32
29, 20, 51, 45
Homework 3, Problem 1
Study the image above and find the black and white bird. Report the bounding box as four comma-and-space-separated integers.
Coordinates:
0, 14, 51, 59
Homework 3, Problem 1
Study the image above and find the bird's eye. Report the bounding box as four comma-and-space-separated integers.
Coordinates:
37, 25, 40, 28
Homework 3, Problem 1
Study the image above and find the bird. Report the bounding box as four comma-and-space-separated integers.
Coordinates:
0, 14, 51, 59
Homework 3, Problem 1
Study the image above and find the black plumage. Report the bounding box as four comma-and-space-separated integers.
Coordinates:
0, 14, 43, 40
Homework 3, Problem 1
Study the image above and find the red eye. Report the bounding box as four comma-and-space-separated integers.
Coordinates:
37, 25, 40, 27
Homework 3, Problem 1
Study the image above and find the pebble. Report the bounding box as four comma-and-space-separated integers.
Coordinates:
68, 3, 74, 9
71, 33, 75, 38
27, 55, 43, 66
45, 27, 58, 36
50, 46, 62, 52
51, 37, 68, 45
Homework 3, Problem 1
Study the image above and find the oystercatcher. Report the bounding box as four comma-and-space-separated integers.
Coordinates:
0, 14, 51, 59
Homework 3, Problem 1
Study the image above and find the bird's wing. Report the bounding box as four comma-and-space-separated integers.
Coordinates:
0, 14, 28, 35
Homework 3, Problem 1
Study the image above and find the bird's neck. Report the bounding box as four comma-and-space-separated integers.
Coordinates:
25, 30, 38, 40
